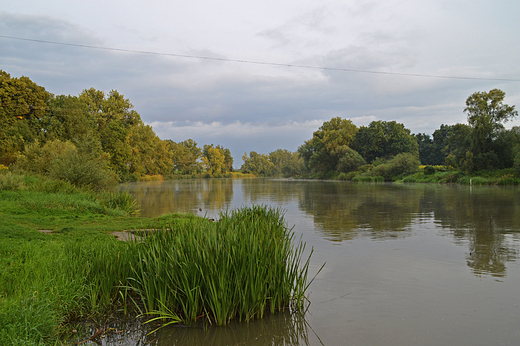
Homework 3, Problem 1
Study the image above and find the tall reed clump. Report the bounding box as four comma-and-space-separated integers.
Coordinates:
127, 205, 314, 326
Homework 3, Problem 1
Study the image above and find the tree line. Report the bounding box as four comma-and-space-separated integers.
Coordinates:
0, 70, 234, 188
242, 88, 519, 180
2, 69, 518, 184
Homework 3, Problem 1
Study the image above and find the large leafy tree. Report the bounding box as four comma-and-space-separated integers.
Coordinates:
0, 71, 53, 164
464, 89, 518, 170
352, 120, 418, 163
202, 144, 232, 176
269, 149, 294, 176
298, 117, 358, 173
169, 139, 202, 174
241, 151, 275, 176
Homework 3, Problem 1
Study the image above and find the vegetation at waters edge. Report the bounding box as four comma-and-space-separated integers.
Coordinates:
0, 172, 317, 345
2, 69, 519, 183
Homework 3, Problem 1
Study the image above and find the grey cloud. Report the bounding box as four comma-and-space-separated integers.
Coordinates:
2, 7, 520, 164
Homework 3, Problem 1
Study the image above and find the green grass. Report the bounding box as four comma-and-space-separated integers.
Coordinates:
397, 167, 520, 185
0, 173, 317, 345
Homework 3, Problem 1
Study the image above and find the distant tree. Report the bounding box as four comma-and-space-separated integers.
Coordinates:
352, 120, 418, 163
415, 133, 434, 165
443, 123, 472, 169
332, 145, 366, 173
202, 144, 229, 176
464, 89, 518, 170
241, 151, 275, 176
269, 149, 294, 175
298, 117, 358, 173
281, 152, 307, 177
430, 124, 452, 165
170, 139, 201, 174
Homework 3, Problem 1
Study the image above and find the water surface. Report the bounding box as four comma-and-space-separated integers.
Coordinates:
114, 179, 520, 345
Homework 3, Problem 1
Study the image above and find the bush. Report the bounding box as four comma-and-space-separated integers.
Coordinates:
0, 171, 25, 191
16, 139, 117, 190
371, 153, 420, 181
424, 165, 436, 175
333, 146, 366, 173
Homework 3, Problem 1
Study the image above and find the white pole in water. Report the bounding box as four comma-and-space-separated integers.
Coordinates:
470, 178, 472, 186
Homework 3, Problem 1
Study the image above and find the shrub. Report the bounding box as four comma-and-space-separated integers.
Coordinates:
333, 146, 366, 173
0, 171, 25, 191
424, 165, 436, 175
371, 153, 420, 181
16, 139, 117, 190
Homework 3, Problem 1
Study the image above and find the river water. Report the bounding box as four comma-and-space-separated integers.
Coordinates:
114, 179, 520, 346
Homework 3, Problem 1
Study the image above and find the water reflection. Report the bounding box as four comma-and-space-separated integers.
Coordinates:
424, 185, 520, 277
118, 180, 520, 279
298, 182, 422, 241
154, 312, 309, 346
119, 179, 235, 216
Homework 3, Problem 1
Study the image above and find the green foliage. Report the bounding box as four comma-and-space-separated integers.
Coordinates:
464, 89, 518, 171
298, 117, 358, 173
241, 151, 275, 176
367, 153, 420, 181
0, 71, 53, 165
352, 120, 419, 163
127, 205, 315, 325
0, 171, 25, 191
202, 144, 232, 176
333, 145, 366, 173
169, 139, 202, 174
16, 139, 117, 190
424, 165, 436, 175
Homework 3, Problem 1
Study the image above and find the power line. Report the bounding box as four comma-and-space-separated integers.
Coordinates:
1, 34, 519, 82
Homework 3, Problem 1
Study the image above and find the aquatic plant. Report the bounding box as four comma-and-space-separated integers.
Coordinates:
127, 205, 316, 326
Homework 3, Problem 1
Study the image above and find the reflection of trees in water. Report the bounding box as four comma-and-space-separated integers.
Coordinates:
428, 186, 520, 277
298, 182, 422, 241
119, 180, 520, 278
117, 180, 234, 217
298, 182, 520, 277
154, 312, 309, 346
240, 178, 304, 205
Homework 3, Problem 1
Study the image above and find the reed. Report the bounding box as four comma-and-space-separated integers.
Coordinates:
1, 177, 318, 343
126, 205, 315, 325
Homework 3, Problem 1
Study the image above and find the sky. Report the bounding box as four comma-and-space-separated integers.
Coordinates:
1, 0, 520, 166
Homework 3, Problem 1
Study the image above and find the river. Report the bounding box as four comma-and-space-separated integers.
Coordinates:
114, 179, 520, 346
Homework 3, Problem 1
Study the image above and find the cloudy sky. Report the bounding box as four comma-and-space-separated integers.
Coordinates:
1, 1, 519, 166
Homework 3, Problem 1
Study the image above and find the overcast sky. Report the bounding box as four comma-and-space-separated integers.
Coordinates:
1, 1, 519, 166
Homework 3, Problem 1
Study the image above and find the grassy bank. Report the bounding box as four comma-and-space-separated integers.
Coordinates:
0, 173, 314, 345
398, 166, 520, 185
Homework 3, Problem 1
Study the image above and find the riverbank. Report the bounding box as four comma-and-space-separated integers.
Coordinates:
318, 165, 520, 185
0, 173, 312, 346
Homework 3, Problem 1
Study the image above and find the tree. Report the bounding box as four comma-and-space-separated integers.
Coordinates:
202, 144, 227, 176
269, 149, 294, 175
444, 123, 472, 169
170, 139, 201, 174
241, 151, 275, 176
298, 117, 358, 173
464, 89, 518, 170
352, 120, 418, 163
415, 133, 434, 165
332, 145, 366, 173
0, 71, 52, 164
280, 152, 307, 177
43, 95, 97, 143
